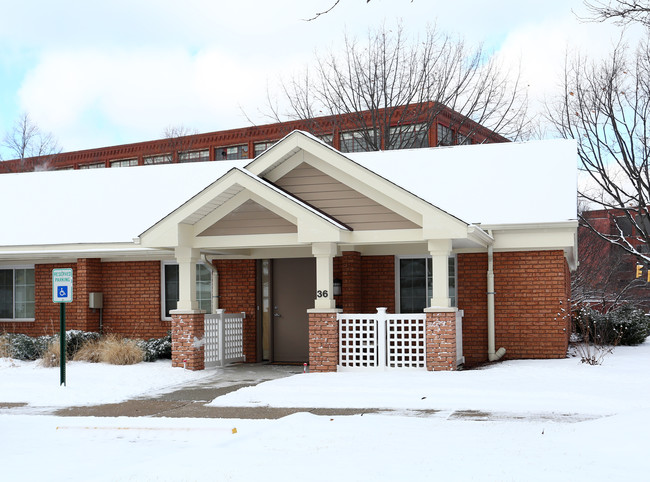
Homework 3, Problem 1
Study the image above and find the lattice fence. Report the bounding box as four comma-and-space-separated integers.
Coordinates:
338, 308, 426, 371
204, 310, 245, 368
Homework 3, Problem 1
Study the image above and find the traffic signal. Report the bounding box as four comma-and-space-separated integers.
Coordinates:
636, 264, 643, 278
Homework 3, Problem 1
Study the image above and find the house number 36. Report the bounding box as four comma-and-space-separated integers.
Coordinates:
316, 290, 329, 298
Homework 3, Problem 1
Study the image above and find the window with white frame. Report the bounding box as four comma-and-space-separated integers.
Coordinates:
340, 129, 377, 152
398, 256, 456, 313
78, 162, 105, 169
254, 141, 276, 157
162, 263, 212, 319
388, 123, 429, 150
110, 158, 138, 168
0, 267, 35, 320
179, 149, 209, 163
217, 145, 248, 160
144, 154, 172, 165
437, 124, 454, 146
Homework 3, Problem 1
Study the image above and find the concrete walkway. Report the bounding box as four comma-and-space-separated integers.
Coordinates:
54, 363, 386, 419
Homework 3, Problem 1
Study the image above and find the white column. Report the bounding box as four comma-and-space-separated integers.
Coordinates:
175, 246, 200, 312
428, 239, 451, 309
312, 242, 337, 310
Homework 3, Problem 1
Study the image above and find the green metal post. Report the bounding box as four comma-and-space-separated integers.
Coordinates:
60, 303, 66, 386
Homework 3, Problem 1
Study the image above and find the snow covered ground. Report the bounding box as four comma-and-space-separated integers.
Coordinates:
1, 341, 649, 481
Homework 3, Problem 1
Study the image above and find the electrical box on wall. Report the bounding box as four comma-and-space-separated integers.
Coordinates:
89, 292, 103, 309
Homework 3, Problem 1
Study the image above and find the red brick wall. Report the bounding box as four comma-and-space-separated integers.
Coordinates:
493, 251, 570, 360
9, 260, 167, 339
341, 251, 362, 312
214, 259, 258, 363
308, 311, 339, 372
101, 261, 166, 339
458, 250, 571, 366
361, 256, 395, 313
457, 253, 488, 366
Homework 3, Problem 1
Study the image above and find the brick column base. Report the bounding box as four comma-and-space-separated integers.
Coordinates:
425, 310, 457, 371
308, 311, 340, 372
171, 311, 205, 371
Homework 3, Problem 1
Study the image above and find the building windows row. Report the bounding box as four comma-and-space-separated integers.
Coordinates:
162, 263, 212, 319
110, 158, 138, 168
398, 256, 456, 313
217, 145, 248, 160
78, 162, 106, 169
179, 149, 210, 163
144, 154, 172, 165
0, 267, 35, 320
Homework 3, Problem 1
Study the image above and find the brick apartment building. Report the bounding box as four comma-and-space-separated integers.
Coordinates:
0, 103, 506, 174
0, 110, 577, 372
577, 208, 650, 311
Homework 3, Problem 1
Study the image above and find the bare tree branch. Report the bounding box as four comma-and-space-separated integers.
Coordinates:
267, 23, 530, 149
1, 113, 61, 171
546, 37, 650, 265
582, 1, 650, 26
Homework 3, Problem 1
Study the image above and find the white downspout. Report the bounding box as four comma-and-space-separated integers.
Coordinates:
487, 234, 506, 362
201, 254, 219, 312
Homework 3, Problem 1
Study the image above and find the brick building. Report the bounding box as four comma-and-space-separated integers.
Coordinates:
576, 208, 650, 311
0, 132, 577, 371
0, 103, 507, 174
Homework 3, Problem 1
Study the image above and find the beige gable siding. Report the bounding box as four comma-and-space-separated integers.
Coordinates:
274, 162, 420, 230
198, 199, 297, 236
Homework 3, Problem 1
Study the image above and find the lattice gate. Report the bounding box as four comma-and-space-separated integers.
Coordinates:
204, 310, 246, 368
338, 308, 427, 371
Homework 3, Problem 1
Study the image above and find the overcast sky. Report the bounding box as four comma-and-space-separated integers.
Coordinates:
0, 0, 644, 159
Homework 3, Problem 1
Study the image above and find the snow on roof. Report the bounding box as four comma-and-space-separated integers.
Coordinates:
348, 139, 577, 225
0, 161, 245, 246
0, 137, 577, 248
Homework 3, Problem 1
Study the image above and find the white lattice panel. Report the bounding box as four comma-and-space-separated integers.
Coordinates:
386, 316, 426, 369
204, 313, 221, 367
338, 316, 378, 369
223, 313, 245, 362
204, 311, 245, 368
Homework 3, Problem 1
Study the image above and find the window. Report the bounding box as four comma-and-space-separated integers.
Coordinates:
162, 263, 212, 318
0, 267, 35, 320
458, 133, 471, 145
318, 134, 334, 146
217, 145, 248, 160
254, 141, 276, 157
398, 257, 456, 313
144, 154, 172, 165
614, 216, 634, 236
78, 162, 105, 169
437, 124, 453, 146
110, 158, 138, 168
179, 149, 209, 163
388, 124, 429, 150
340, 129, 377, 153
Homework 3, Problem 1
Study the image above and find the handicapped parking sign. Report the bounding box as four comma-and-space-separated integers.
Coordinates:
52, 268, 73, 303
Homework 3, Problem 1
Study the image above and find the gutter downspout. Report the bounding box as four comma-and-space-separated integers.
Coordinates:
201, 254, 219, 312
487, 233, 506, 362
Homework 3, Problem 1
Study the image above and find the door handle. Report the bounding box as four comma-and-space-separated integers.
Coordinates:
274, 313, 282, 317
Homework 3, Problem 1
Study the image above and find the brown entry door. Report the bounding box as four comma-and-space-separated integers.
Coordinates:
272, 258, 315, 363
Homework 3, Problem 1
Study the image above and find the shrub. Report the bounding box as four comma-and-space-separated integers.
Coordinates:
601, 305, 650, 346
6, 334, 42, 360
96, 335, 144, 365
137, 333, 172, 362
72, 339, 103, 363
39, 339, 61, 367
65, 330, 100, 358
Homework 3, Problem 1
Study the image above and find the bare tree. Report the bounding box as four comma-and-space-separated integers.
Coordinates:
546, 38, 650, 265
1, 113, 60, 171
163, 125, 199, 163
583, 1, 650, 27
267, 23, 530, 149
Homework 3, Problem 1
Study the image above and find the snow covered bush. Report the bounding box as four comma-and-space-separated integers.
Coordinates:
601, 305, 650, 346
65, 330, 100, 357
137, 333, 172, 362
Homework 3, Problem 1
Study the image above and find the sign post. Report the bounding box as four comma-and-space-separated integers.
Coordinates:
52, 268, 73, 386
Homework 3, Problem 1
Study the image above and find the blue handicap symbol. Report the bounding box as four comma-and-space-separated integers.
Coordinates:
57, 286, 68, 298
